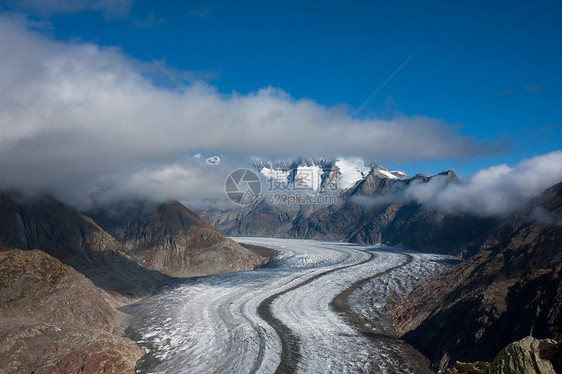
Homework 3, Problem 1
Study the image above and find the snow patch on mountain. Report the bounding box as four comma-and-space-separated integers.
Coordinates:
206, 155, 222, 165
377, 169, 399, 180
391, 170, 410, 179
254, 157, 409, 192
335, 158, 371, 189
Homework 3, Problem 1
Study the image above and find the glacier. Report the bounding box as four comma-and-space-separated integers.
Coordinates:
124, 238, 456, 374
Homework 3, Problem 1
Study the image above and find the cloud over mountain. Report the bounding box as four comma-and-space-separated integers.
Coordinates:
0, 17, 505, 207
357, 151, 562, 217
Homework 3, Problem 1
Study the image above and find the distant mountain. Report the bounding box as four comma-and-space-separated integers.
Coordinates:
389, 181, 562, 371
87, 200, 267, 277
200, 166, 495, 257
251, 157, 409, 192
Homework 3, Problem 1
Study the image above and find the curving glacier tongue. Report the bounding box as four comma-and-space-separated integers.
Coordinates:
123, 238, 454, 374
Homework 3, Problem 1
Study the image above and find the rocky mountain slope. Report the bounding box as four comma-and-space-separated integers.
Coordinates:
0, 193, 270, 372
88, 200, 267, 277
0, 248, 144, 374
200, 168, 496, 257
0, 193, 267, 296
389, 181, 562, 371
0, 192, 169, 301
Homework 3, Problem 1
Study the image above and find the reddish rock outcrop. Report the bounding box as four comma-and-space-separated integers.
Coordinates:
0, 249, 144, 374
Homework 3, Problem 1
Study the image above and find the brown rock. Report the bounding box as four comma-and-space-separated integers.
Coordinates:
89, 200, 268, 277
0, 192, 170, 301
0, 249, 144, 374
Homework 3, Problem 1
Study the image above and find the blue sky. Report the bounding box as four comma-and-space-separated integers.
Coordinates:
39, 0, 561, 175
0, 0, 561, 205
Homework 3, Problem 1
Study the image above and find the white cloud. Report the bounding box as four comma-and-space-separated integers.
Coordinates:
358, 151, 562, 217
0, 17, 506, 207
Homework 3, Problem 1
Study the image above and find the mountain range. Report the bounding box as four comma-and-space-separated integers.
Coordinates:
0, 157, 560, 373
200, 162, 496, 258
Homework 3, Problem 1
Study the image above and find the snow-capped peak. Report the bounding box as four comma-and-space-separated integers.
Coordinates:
193, 153, 222, 165
206, 155, 222, 165
376, 169, 399, 179
253, 157, 409, 191
371, 166, 410, 180
335, 158, 371, 189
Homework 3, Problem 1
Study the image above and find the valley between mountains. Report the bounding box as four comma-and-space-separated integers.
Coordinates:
1, 6, 561, 373
124, 238, 454, 374
0, 170, 561, 373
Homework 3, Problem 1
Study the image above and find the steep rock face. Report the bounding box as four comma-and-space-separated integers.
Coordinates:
89, 200, 267, 277
0, 249, 144, 374
389, 181, 562, 370
0, 193, 169, 301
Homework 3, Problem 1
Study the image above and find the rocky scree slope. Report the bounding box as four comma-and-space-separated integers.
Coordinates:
389, 181, 562, 371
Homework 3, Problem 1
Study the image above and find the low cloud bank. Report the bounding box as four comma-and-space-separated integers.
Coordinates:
354, 151, 562, 217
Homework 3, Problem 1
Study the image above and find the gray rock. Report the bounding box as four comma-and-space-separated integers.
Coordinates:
486, 336, 557, 374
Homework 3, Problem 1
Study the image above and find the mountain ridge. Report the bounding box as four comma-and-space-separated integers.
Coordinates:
87, 199, 268, 277
200, 166, 494, 257
389, 180, 562, 371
